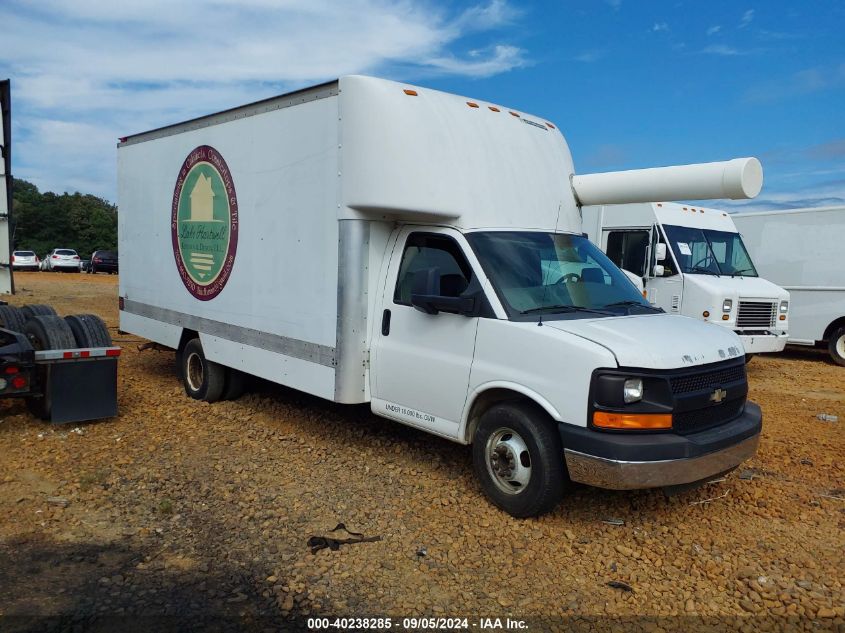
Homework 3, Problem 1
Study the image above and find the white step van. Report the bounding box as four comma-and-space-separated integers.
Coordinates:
732, 206, 845, 366
119, 76, 764, 516
583, 202, 790, 357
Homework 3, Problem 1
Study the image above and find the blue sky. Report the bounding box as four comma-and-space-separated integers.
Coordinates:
2, 0, 843, 210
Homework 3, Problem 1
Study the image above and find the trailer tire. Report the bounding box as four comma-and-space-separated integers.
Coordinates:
472, 402, 566, 518
20, 304, 58, 320
829, 326, 845, 367
22, 316, 77, 422
180, 338, 225, 402
744, 354, 755, 364
23, 315, 77, 351
0, 305, 27, 332
223, 368, 247, 401
64, 314, 112, 348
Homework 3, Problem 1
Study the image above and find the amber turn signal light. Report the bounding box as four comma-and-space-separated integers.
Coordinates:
593, 411, 672, 430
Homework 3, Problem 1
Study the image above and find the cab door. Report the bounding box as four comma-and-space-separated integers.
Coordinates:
644, 224, 684, 313
370, 227, 483, 439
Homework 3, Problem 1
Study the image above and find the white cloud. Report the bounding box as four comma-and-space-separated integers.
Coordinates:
652, 22, 668, 32
706, 25, 721, 36
739, 9, 754, 28
702, 44, 743, 56
1, 0, 526, 200
573, 50, 603, 63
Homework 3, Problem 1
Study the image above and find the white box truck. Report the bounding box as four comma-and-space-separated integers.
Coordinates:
583, 202, 790, 358
732, 206, 845, 366
119, 76, 765, 516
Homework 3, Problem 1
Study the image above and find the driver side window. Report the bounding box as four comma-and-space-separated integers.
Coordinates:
394, 234, 473, 309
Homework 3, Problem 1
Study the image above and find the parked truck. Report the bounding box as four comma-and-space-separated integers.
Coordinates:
732, 206, 845, 366
119, 76, 764, 516
583, 202, 790, 358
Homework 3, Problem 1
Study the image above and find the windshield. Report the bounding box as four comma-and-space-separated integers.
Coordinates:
467, 231, 653, 318
662, 225, 758, 277
56, 249, 77, 256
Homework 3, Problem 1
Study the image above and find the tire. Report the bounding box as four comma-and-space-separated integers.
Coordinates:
20, 304, 58, 320
472, 402, 567, 518
0, 305, 26, 333
829, 326, 845, 367
23, 315, 77, 351
22, 316, 78, 422
64, 314, 112, 348
744, 354, 755, 364
222, 368, 247, 401
180, 338, 225, 403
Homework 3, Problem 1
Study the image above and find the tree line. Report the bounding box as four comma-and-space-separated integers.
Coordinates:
10, 178, 117, 258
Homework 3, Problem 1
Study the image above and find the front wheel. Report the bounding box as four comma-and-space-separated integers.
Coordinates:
829, 326, 845, 367
472, 402, 566, 518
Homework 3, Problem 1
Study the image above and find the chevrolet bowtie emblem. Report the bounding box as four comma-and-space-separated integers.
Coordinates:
710, 388, 727, 404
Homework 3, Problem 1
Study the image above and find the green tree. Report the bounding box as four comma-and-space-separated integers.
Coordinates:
11, 178, 117, 258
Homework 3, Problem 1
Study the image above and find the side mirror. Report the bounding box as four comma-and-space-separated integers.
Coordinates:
655, 243, 668, 262
653, 264, 665, 277
410, 267, 476, 316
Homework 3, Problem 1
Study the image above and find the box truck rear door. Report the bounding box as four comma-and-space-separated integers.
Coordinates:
371, 228, 480, 439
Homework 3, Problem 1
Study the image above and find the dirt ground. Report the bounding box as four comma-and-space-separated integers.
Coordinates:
0, 272, 842, 632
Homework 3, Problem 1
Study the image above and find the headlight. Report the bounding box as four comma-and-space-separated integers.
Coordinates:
722, 299, 732, 313
780, 301, 788, 313
623, 378, 643, 403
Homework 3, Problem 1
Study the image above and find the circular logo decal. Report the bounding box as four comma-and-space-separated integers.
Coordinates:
171, 145, 238, 300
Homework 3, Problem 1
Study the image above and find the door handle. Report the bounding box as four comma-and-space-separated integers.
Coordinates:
381, 309, 391, 336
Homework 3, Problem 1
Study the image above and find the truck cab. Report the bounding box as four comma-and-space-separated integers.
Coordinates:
583, 202, 789, 356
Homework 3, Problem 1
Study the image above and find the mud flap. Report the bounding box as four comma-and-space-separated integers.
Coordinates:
42, 358, 118, 424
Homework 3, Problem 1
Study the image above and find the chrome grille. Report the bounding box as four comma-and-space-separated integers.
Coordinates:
736, 300, 777, 329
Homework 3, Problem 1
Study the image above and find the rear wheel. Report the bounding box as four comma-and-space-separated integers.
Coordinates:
64, 314, 112, 348
829, 326, 845, 367
20, 304, 58, 320
0, 305, 26, 332
23, 316, 77, 421
472, 402, 567, 518
180, 338, 225, 402
744, 354, 755, 363
222, 368, 247, 401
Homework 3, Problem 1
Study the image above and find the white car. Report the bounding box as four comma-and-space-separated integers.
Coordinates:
43, 248, 81, 272
11, 250, 40, 271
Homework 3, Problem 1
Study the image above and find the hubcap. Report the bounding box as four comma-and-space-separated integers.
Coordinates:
186, 352, 204, 392
485, 427, 532, 495
836, 334, 845, 359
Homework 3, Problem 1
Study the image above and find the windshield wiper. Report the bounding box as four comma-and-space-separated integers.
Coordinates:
601, 300, 662, 312
730, 267, 755, 278
688, 266, 721, 277
520, 304, 613, 316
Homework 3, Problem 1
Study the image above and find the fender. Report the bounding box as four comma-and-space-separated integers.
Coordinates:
459, 380, 564, 444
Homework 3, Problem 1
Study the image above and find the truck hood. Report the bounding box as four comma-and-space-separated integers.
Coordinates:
544, 313, 744, 369
684, 274, 789, 300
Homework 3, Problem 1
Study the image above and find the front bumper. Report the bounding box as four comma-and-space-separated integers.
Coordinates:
560, 401, 762, 490
737, 331, 788, 354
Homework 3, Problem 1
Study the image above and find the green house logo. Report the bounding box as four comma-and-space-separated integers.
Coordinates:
171, 146, 239, 300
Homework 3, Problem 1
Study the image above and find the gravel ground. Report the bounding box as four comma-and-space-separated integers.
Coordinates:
0, 272, 842, 632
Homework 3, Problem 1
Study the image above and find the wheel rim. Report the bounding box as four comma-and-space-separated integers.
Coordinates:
186, 352, 204, 392
836, 334, 845, 359
485, 427, 532, 495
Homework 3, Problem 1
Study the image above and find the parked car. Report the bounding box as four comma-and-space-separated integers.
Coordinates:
43, 248, 81, 272
11, 250, 40, 271
89, 250, 118, 274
